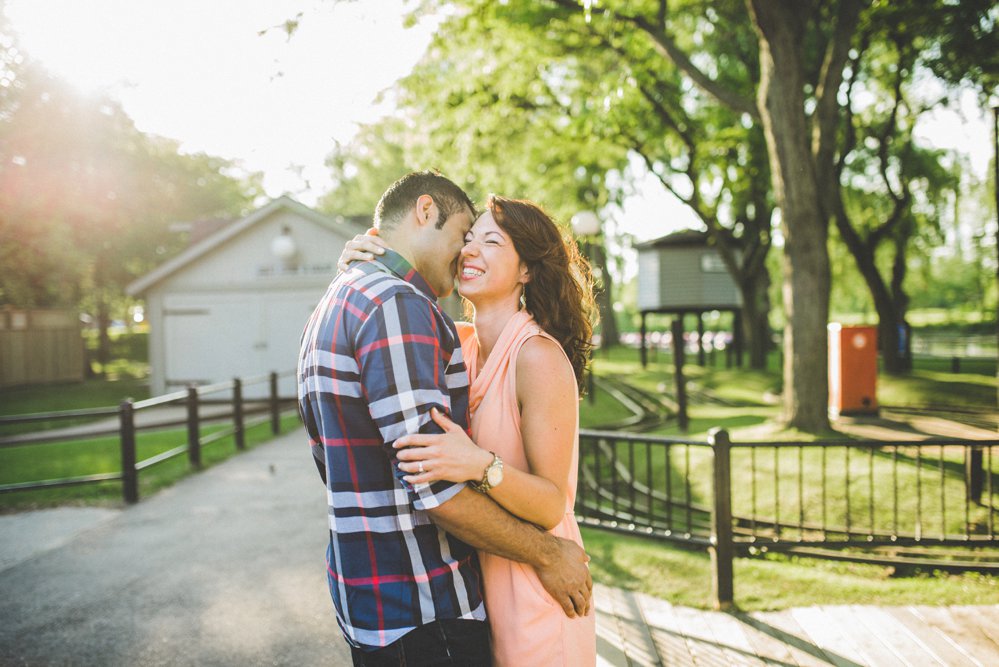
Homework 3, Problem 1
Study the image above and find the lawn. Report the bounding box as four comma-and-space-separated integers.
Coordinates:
581, 526, 999, 610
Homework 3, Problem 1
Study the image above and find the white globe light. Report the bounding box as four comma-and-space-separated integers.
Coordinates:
271, 232, 297, 262
571, 210, 601, 236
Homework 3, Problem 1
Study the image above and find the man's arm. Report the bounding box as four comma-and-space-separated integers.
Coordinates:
427, 487, 592, 618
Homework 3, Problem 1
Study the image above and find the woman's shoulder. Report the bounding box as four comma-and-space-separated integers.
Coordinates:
514, 334, 577, 409
454, 321, 476, 346
515, 334, 573, 383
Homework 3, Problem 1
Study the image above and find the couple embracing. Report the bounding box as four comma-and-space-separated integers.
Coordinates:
297, 171, 598, 666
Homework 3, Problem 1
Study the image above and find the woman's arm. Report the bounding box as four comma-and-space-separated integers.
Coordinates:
394, 336, 576, 530
500, 336, 577, 528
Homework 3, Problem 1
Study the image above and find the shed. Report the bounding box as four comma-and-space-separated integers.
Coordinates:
0, 307, 84, 389
127, 196, 366, 397
634, 230, 744, 367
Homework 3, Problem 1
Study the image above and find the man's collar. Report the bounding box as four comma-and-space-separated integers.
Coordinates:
373, 248, 438, 300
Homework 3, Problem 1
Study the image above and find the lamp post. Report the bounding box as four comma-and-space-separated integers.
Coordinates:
571, 211, 601, 403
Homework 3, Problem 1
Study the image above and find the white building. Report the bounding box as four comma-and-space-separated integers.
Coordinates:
127, 196, 366, 397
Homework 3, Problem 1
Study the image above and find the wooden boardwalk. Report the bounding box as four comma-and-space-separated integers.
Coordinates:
594, 584, 999, 666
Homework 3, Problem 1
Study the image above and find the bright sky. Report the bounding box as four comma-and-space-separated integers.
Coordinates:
5, 0, 436, 206
5, 0, 994, 247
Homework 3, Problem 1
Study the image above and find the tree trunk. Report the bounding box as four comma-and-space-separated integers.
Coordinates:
889, 232, 912, 372
592, 241, 620, 348
749, 0, 831, 431
96, 295, 112, 375
740, 271, 772, 369
831, 188, 913, 375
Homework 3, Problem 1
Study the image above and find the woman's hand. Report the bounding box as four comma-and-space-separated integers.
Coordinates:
394, 408, 493, 485
337, 228, 387, 273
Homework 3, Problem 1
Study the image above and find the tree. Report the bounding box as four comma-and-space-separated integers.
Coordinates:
832, 26, 932, 372
393, 2, 780, 356
395, 0, 840, 428
532, 0, 990, 423
744, 0, 865, 430
305, 0, 991, 425
819, 0, 996, 373
0, 62, 262, 368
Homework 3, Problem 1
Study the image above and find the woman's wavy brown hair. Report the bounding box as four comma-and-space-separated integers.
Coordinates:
486, 194, 597, 394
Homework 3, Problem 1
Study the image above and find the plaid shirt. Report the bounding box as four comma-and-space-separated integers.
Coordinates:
297, 249, 485, 650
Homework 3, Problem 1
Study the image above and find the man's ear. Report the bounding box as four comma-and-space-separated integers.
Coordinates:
414, 194, 436, 227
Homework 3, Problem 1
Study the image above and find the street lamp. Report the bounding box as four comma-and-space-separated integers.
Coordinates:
570, 210, 601, 237
271, 225, 298, 270
571, 211, 601, 403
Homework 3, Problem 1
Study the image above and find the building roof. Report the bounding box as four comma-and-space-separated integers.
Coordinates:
126, 196, 367, 296
634, 228, 708, 250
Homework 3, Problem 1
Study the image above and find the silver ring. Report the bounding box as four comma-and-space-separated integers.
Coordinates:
418, 462, 425, 474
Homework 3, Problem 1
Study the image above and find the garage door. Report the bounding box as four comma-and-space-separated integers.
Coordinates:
163, 291, 320, 397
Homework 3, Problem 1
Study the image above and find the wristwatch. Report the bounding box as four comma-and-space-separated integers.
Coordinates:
471, 452, 503, 493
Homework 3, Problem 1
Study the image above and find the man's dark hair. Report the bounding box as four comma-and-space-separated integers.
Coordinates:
374, 170, 475, 230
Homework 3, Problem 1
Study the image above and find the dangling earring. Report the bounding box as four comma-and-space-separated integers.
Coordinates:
519, 285, 527, 310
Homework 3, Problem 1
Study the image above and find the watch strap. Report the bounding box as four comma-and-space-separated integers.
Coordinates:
470, 452, 502, 493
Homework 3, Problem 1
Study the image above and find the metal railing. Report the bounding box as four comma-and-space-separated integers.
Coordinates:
576, 427, 999, 609
0, 370, 298, 503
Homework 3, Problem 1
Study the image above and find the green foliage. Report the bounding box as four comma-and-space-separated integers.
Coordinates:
0, 58, 263, 317
869, 0, 999, 98
318, 117, 415, 217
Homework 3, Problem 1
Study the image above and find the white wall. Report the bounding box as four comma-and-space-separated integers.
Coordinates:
145, 207, 350, 397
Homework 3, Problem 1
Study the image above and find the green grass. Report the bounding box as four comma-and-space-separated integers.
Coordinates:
0, 376, 151, 416
0, 376, 151, 437
879, 366, 998, 408
582, 526, 999, 610
579, 380, 637, 430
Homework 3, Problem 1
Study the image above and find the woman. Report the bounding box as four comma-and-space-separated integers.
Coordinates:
341, 195, 597, 666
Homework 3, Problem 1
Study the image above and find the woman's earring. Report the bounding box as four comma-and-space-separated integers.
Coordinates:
519, 286, 527, 310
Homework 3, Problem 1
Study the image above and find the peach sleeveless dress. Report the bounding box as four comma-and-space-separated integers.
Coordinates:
457, 311, 596, 667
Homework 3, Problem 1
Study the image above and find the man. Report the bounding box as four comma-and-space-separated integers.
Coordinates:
298, 171, 592, 666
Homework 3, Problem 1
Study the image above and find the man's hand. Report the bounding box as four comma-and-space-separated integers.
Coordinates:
535, 537, 593, 618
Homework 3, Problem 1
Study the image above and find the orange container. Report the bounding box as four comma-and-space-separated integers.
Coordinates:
828, 324, 878, 417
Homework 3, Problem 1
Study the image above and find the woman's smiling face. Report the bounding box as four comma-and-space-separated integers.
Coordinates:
457, 211, 528, 306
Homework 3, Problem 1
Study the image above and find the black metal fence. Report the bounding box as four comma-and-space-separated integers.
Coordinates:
576, 428, 999, 609
0, 370, 297, 503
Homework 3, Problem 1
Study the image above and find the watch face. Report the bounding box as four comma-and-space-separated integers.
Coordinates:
486, 464, 503, 487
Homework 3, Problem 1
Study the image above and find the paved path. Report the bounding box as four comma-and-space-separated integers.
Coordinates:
1, 428, 350, 666
2, 427, 997, 666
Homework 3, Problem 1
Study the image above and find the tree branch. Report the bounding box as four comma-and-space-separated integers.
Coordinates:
547, 0, 759, 119
868, 37, 910, 248
812, 0, 866, 178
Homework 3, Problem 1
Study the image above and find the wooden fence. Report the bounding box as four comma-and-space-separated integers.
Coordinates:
0, 370, 297, 502
0, 308, 84, 389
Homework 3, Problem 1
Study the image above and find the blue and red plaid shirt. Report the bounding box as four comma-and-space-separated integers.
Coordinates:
297, 249, 485, 650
